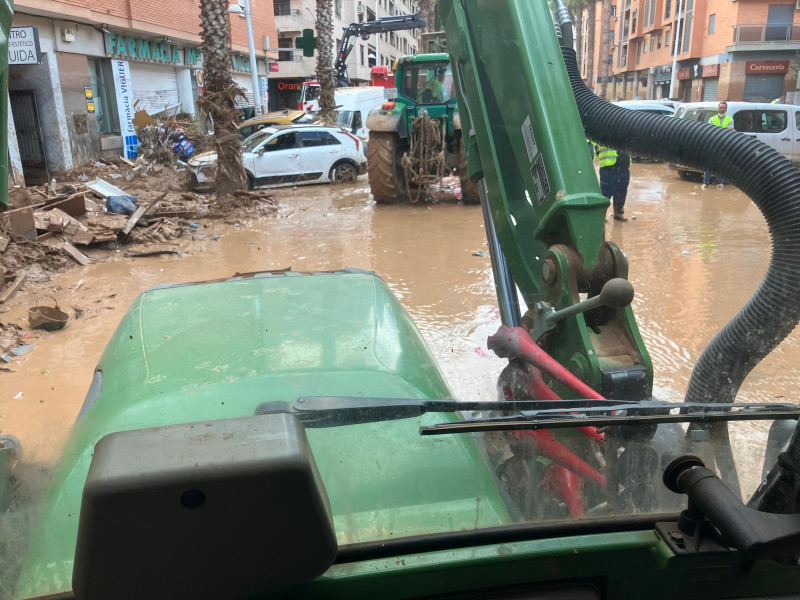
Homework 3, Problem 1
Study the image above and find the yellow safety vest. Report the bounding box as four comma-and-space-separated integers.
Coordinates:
595, 144, 619, 167
710, 114, 733, 128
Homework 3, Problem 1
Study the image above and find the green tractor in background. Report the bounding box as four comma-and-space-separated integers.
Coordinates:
366, 53, 479, 204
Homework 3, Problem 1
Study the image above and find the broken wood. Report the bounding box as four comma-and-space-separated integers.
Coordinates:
120, 193, 166, 239
59, 240, 91, 266
119, 157, 136, 168
0, 273, 26, 303
0, 234, 9, 252
124, 249, 181, 258
0, 206, 36, 240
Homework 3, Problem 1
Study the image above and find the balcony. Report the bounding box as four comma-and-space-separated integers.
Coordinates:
274, 2, 314, 34
727, 23, 800, 52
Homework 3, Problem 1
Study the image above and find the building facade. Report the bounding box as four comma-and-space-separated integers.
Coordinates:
8, 0, 278, 185
581, 0, 800, 103
270, 0, 419, 110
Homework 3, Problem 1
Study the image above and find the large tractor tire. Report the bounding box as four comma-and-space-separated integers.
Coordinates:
457, 144, 481, 205
367, 132, 409, 204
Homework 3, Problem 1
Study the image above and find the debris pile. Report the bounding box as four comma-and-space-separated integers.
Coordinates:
0, 157, 277, 303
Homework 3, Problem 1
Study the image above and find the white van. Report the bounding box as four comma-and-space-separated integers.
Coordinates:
669, 101, 800, 176
333, 87, 387, 153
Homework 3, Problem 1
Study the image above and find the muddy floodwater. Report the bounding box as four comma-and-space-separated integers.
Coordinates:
1, 163, 795, 497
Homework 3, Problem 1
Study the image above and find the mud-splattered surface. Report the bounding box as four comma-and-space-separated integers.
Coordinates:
0, 165, 796, 499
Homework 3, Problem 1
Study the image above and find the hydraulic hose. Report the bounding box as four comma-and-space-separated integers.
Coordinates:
561, 47, 800, 497
555, 0, 574, 49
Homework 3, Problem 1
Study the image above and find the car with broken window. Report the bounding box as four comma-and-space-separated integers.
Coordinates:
188, 124, 366, 192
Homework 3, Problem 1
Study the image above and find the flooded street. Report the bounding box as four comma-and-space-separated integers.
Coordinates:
1, 163, 794, 497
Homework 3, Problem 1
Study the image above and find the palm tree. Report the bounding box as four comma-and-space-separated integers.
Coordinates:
586, 0, 595, 89
315, 0, 337, 123
198, 0, 247, 194
599, 0, 611, 98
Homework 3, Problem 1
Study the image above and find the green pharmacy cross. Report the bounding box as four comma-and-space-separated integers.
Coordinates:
295, 28, 317, 58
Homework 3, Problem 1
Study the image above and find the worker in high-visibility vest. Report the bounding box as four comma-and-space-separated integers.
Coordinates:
771, 95, 786, 104
594, 142, 632, 222
702, 101, 734, 190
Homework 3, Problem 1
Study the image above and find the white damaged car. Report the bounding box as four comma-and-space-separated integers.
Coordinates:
188, 124, 367, 191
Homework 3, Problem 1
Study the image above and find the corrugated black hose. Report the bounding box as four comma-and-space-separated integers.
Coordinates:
561, 47, 800, 500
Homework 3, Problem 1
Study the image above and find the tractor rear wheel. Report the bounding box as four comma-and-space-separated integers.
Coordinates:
368, 132, 409, 204
457, 144, 480, 205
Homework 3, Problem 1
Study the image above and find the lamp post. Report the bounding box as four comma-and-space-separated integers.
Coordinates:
229, 0, 263, 116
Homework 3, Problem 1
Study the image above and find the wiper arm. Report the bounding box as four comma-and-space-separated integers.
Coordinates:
255, 396, 629, 427
419, 402, 800, 435
254, 397, 800, 431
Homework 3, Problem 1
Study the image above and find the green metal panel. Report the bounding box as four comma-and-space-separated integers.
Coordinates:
442, 0, 608, 306
0, 0, 11, 209
14, 272, 510, 598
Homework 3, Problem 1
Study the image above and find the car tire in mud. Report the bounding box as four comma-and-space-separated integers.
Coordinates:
247, 173, 255, 190
330, 161, 358, 184
367, 132, 409, 203
457, 144, 480, 205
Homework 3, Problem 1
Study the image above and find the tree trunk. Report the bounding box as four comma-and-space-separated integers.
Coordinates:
599, 0, 611, 98
198, 0, 247, 195
316, 0, 337, 124
575, 0, 584, 79
586, 0, 596, 91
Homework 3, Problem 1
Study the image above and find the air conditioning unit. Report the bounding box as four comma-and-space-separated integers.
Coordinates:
795, 0, 800, 11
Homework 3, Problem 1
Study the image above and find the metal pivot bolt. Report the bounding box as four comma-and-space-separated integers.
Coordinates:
542, 258, 557, 284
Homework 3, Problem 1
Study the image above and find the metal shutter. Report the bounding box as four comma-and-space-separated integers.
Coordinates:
744, 74, 784, 103
129, 63, 180, 115
233, 74, 254, 108
702, 77, 718, 101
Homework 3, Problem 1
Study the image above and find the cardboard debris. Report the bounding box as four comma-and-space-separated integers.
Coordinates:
132, 110, 157, 130
0, 205, 36, 240
40, 236, 91, 266
85, 178, 126, 199
0, 234, 9, 253
8, 188, 34, 209
34, 208, 94, 245
43, 192, 88, 218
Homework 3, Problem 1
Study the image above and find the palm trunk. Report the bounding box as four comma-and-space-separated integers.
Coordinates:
316, 0, 337, 124
599, 0, 611, 98
586, 0, 596, 90
198, 0, 246, 195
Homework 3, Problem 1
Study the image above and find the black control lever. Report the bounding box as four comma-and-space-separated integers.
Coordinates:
663, 455, 800, 570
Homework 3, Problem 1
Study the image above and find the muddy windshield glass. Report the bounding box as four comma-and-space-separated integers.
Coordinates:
401, 61, 455, 104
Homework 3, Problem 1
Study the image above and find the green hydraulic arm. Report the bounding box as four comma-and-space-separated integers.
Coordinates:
0, 0, 9, 210
441, 0, 652, 400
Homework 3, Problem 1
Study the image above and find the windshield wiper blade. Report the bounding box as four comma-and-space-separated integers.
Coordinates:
255, 396, 630, 427
419, 403, 800, 435
254, 397, 800, 430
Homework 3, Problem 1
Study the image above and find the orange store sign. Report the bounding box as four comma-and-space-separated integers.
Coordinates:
746, 61, 789, 74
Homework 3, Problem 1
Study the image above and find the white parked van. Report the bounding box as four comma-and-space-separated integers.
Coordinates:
669, 101, 800, 176
333, 87, 387, 154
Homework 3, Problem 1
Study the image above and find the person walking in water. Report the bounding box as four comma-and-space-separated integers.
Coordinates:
702, 102, 734, 190
594, 143, 632, 222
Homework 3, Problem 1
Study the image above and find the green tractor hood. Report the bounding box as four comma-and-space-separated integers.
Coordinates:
14, 270, 510, 599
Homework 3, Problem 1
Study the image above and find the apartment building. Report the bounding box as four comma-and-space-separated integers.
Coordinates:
8, 0, 277, 184
271, 0, 418, 110
582, 0, 800, 103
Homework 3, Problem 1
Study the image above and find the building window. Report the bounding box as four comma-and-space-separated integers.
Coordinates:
631, 9, 637, 33
335, 0, 342, 19
274, 0, 290, 16
708, 13, 715, 35
360, 45, 365, 66
278, 37, 293, 61
636, 39, 642, 64
665, 26, 671, 45
657, 32, 662, 48
664, 0, 671, 18
650, 35, 655, 51
366, 7, 375, 21
88, 59, 120, 135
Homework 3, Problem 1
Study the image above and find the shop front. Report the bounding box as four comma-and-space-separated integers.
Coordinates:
701, 64, 719, 102
269, 79, 304, 110
744, 61, 788, 103
651, 65, 672, 99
